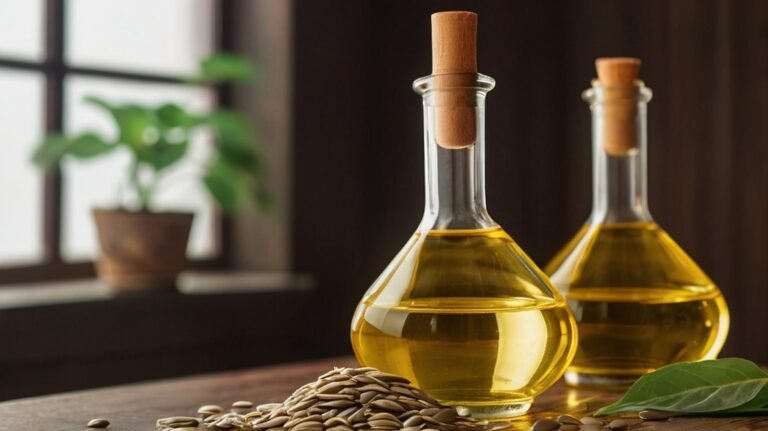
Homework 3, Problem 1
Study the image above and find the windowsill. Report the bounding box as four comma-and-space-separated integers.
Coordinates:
0, 271, 314, 310
0, 271, 318, 401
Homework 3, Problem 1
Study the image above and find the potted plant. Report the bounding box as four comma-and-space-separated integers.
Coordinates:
32, 54, 271, 292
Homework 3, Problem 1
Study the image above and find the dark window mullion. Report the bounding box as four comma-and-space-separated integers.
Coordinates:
42, 0, 65, 264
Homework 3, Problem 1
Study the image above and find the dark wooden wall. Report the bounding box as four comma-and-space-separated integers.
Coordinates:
292, 1, 768, 361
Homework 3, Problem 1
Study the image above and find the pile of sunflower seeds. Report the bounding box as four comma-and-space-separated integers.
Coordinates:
156, 367, 511, 431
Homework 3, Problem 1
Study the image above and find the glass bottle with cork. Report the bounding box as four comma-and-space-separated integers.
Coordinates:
545, 58, 730, 387
351, 11, 578, 418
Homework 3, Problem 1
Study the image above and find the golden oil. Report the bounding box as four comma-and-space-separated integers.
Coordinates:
352, 228, 578, 417
545, 222, 730, 386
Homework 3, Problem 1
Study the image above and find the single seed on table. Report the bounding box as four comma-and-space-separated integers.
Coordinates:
87, 418, 110, 428
607, 419, 630, 430
639, 409, 676, 421
560, 425, 580, 431
556, 415, 581, 425
530, 418, 560, 431
233, 400, 253, 409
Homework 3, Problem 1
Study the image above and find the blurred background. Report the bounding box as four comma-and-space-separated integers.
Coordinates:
0, 0, 765, 401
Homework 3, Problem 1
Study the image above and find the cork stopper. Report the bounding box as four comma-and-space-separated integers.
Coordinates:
594, 57, 642, 156
430, 11, 478, 149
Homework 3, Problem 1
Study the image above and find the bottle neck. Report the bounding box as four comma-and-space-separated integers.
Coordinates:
586, 84, 653, 224
415, 74, 496, 232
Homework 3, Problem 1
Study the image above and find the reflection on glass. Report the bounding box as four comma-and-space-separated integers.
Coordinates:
0, 69, 44, 264
63, 75, 216, 261
66, 0, 213, 75
0, 0, 44, 60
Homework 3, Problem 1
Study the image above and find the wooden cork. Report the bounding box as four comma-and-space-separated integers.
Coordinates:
595, 57, 642, 156
431, 11, 478, 149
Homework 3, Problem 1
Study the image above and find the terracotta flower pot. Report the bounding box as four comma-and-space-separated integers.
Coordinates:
92, 209, 194, 292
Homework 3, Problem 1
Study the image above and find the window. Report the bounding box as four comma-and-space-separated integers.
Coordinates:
0, 0, 231, 284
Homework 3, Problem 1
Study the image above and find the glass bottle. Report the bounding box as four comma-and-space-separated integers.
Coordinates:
545, 58, 730, 387
351, 11, 578, 419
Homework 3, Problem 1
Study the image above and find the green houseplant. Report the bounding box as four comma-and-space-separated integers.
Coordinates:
32, 53, 270, 291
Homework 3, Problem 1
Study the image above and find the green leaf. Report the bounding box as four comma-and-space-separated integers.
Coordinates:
84, 96, 153, 149
156, 103, 192, 129
194, 53, 256, 83
137, 140, 188, 171
206, 110, 261, 172
32, 132, 114, 166
68, 133, 115, 158
32, 134, 72, 166
203, 157, 244, 213
595, 358, 768, 416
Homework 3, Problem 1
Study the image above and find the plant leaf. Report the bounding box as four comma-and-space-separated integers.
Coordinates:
193, 53, 256, 83
203, 157, 245, 213
68, 133, 115, 158
84, 96, 153, 149
594, 358, 768, 416
32, 134, 72, 166
32, 132, 114, 166
137, 140, 188, 171
206, 110, 262, 172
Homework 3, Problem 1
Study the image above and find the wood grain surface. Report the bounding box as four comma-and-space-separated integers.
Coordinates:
1, 357, 766, 431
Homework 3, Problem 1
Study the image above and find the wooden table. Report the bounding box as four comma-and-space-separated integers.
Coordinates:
1, 357, 765, 431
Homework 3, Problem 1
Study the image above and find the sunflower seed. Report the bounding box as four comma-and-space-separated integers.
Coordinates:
432, 409, 458, 423
254, 416, 291, 429
233, 400, 254, 409
531, 419, 560, 431
556, 415, 581, 425
607, 419, 630, 430
369, 412, 400, 423
87, 418, 110, 428
370, 399, 405, 412
403, 416, 424, 427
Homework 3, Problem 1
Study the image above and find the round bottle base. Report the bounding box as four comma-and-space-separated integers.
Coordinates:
454, 401, 532, 419
564, 370, 640, 388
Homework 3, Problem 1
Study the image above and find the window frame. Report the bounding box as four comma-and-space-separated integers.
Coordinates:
0, 0, 233, 285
